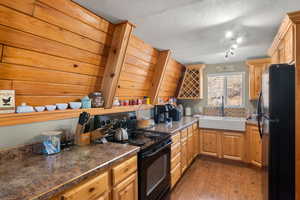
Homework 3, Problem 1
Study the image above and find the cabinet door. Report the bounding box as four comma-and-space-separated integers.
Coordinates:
193, 128, 199, 158
249, 126, 262, 167
187, 131, 194, 165
284, 25, 295, 64
181, 140, 188, 173
248, 65, 263, 100
221, 132, 244, 161
200, 129, 219, 157
113, 173, 138, 200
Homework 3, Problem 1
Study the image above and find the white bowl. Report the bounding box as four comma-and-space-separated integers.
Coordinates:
56, 103, 68, 110
45, 105, 56, 111
69, 102, 82, 109
34, 106, 45, 112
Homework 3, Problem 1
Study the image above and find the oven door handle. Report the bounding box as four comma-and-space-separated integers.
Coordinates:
142, 141, 172, 158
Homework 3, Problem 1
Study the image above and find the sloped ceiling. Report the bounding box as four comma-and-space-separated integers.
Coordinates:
74, 0, 300, 64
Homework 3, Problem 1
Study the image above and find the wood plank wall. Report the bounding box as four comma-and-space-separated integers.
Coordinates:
0, 0, 114, 106
158, 58, 184, 98
115, 35, 159, 100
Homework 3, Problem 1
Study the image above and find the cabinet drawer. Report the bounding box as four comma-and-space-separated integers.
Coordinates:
171, 163, 181, 188
193, 123, 198, 130
62, 171, 109, 200
181, 129, 188, 140
112, 156, 137, 186
171, 143, 181, 159
171, 152, 181, 169
171, 133, 180, 145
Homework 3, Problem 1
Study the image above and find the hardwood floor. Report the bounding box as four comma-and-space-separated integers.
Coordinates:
169, 157, 263, 200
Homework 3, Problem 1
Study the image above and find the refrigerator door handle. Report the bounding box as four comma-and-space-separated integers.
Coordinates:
257, 91, 263, 138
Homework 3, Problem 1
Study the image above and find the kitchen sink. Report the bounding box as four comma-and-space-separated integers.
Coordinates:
194, 115, 246, 131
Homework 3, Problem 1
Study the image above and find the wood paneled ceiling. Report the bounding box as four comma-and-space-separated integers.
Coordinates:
74, 0, 300, 64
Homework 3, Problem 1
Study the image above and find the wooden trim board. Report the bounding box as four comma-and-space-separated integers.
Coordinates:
150, 50, 171, 105
101, 22, 135, 108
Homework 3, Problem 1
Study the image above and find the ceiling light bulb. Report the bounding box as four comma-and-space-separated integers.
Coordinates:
236, 37, 243, 44
231, 44, 238, 49
225, 31, 233, 39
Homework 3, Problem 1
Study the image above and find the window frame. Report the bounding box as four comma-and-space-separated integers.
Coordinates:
207, 72, 245, 108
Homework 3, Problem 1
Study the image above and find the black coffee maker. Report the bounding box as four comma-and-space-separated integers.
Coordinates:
154, 105, 170, 123
166, 104, 182, 121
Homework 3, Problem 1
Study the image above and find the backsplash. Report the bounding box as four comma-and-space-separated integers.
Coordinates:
203, 107, 246, 117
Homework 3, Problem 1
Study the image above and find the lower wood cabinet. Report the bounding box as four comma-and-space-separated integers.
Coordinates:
170, 122, 199, 189
171, 163, 181, 188
112, 173, 138, 200
187, 129, 194, 165
247, 124, 262, 167
51, 155, 138, 200
61, 171, 109, 200
199, 126, 262, 167
180, 137, 188, 173
221, 131, 245, 161
200, 129, 219, 157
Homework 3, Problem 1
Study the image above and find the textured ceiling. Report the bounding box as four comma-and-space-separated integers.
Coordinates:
74, 0, 300, 64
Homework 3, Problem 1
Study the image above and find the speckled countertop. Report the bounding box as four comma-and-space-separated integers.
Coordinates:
146, 116, 199, 134
0, 143, 139, 200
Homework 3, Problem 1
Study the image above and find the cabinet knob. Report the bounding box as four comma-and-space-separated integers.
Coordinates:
89, 187, 95, 193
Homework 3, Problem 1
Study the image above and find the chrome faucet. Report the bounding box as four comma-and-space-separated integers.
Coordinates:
220, 96, 225, 117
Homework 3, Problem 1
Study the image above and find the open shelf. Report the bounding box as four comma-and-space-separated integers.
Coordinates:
0, 105, 153, 127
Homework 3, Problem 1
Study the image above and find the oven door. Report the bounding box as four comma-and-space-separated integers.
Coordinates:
139, 140, 171, 200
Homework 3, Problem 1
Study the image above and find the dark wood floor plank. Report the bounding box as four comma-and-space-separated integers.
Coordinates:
169, 157, 263, 200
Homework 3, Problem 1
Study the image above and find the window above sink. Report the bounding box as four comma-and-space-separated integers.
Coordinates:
207, 72, 245, 108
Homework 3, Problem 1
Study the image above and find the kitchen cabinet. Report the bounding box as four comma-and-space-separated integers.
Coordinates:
193, 127, 199, 158
246, 58, 271, 100
61, 171, 109, 200
187, 127, 194, 165
180, 137, 188, 173
284, 25, 295, 64
171, 163, 181, 188
113, 173, 138, 200
112, 156, 137, 186
221, 131, 245, 161
171, 132, 181, 188
51, 155, 138, 200
200, 129, 219, 157
247, 125, 262, 167
170, 123, 200, 189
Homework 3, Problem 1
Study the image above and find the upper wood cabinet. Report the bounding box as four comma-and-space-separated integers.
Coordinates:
246, 58, 271, 100
268, 15, 296, 65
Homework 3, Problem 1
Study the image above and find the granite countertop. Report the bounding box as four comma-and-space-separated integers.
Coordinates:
146, 116, 199, 134
0, 143, 139, 200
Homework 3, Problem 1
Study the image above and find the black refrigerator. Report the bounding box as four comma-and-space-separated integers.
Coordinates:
257, 64, 295, 200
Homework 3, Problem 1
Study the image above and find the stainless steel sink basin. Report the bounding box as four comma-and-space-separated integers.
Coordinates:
194, 115, 246, 131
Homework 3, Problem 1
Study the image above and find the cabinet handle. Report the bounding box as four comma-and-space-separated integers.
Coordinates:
89, 187, 95, 193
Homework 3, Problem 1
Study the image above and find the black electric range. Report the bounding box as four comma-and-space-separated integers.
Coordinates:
109, 129, 172, 200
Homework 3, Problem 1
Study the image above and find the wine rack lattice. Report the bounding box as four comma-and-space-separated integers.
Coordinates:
178, 64, 205, 99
